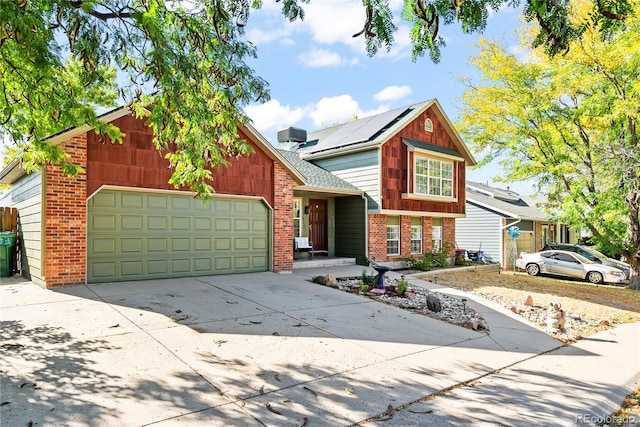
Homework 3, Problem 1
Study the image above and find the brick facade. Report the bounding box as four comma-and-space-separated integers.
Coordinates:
367, 214, 457, 263
44, 136, 88, 287
273, 162, 294, 272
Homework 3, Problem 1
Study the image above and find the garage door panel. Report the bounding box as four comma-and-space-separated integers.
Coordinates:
121, 261, 143, 277
148, 195, 167, 209
147, 238, 167, 252
121, 238, 142, 253
88, 190, 270, 283
122, 193, 143, 208
148, 216, 167, 230
253, 238, 267, 250
93, 215, 116, 230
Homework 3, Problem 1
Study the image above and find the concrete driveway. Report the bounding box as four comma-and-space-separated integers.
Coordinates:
1, 265, 638, 426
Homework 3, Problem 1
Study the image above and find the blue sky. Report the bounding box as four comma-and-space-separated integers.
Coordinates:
242, 0, 534, 194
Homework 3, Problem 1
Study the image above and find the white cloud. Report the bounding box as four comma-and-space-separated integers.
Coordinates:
297, 49, 344, 68
373, 85, 412, 102
309, 95, 390, 127
244, 99, 308, 133
245, 26, 294, 45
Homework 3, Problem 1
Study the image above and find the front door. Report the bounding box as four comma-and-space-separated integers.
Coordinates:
309, 199, 327, 253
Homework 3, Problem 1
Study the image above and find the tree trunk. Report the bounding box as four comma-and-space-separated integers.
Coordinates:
630, 275, 640, 291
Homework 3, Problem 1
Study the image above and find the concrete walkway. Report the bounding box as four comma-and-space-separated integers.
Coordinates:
0, 266, 638, 426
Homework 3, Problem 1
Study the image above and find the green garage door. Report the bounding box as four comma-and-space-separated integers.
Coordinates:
87, 189, 270, 283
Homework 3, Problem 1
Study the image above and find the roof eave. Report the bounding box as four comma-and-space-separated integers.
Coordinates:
293, 185, 363, 196
0, 158, 24, 185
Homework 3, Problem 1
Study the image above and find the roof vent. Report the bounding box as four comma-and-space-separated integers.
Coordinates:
277, 127, 307, 150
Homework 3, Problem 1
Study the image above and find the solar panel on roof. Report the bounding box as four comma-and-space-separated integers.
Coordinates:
307, 107, 409, 153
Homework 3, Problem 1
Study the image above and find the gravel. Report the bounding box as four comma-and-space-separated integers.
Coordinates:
319, 274, 606, 342
330, 276, 489, 332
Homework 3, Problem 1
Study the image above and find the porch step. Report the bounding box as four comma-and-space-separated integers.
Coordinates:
293, 257, 356, 270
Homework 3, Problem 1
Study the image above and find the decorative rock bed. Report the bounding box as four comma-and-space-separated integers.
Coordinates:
312, 274, 489, 332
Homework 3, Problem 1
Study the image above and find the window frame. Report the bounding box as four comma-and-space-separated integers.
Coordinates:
387, 217, 400, 256
293, 198, 302, 238
432, 223, 442, 252
414, 155, 454, 198
410, 218, 422, 254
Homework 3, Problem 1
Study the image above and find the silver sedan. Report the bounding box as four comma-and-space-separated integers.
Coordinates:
515, 250, 628, 284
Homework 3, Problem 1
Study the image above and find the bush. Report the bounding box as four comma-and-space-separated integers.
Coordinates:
361, 269, 376, 287
404, 242, 453, 271
396, 275, 408, 296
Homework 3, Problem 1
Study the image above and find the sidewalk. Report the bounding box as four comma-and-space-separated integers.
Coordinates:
1, 266, 638, 426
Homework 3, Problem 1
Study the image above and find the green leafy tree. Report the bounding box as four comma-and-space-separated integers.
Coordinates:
457, 0, 640, 288
0, 0, 634, 197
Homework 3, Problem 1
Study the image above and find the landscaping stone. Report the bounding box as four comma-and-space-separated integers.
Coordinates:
314, 276, 489, 332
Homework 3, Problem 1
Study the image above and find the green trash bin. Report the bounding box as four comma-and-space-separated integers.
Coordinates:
0, 231, 16, 277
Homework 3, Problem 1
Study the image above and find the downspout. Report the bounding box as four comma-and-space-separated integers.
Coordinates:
362, 193, 369, 263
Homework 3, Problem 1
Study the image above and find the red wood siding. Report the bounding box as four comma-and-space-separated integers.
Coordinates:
380, 107, 466, 215
86, 114, 275, 206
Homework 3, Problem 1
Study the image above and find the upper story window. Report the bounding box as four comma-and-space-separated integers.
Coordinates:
415, 157, 453, 198
402, 138, 461, 202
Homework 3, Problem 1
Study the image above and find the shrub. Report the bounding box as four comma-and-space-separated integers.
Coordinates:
396, 275, 408, 296
361, 269, 376, 287
404, 242, 454, 271
359, 280, 369, 293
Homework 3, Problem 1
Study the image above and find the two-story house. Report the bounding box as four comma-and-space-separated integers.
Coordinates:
279, 99, 476, 267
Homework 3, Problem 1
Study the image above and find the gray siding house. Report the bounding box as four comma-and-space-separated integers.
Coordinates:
455, 182, 579, 268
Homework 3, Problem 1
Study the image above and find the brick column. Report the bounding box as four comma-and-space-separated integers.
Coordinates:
423, 217, 433, 253
442, 217, 456, 256
368, 214, 387, 262
400, 215, 411, 259
44, 136, 88, 287
273, 162, 294, 272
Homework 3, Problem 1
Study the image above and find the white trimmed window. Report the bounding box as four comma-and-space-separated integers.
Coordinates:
293, 198, 302, 237
432, 219, 442, 252
387, 216, 400, 256
410, 217, 422, 254
415, 157, 453, 197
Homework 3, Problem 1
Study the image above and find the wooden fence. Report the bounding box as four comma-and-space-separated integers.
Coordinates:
1, 207, 18, 233
0, 207, 20, 276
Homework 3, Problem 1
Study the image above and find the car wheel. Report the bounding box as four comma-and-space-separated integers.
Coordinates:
587, 271, 603, 284
526, 263, 540, 276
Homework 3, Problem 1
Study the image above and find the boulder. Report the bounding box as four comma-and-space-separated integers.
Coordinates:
312, 274, 337, 288
426, 294, 442, 312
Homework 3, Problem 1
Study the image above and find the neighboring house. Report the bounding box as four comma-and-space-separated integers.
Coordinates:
455, 181, 579, 268
0, 107, 307, 287
278, 99, 477, 267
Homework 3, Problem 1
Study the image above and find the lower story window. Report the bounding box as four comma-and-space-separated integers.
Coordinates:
432, 218, 442, 252
387, 216, 400, 256
411, 217, 422, 254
